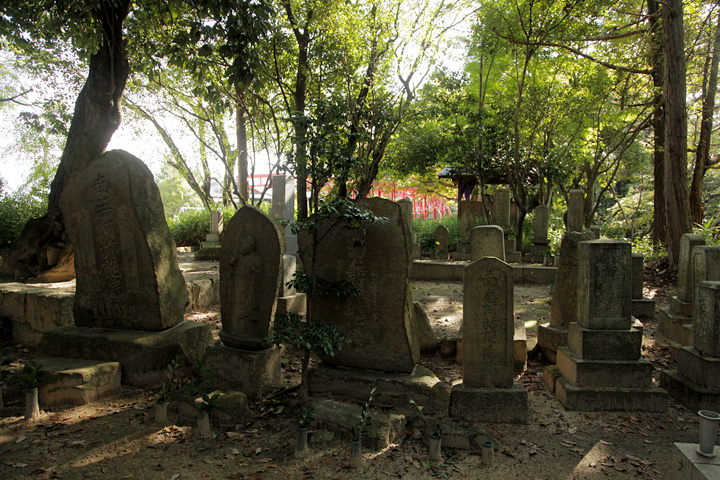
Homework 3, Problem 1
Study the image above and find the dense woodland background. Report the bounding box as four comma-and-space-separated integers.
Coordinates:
1, 0, 719, 272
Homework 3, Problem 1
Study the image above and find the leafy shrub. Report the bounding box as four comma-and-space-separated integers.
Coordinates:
0, 192, 46, 250
413, 215, 461, 252
167, 202, 271, 247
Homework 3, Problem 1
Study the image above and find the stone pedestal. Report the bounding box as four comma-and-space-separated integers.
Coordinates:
204, 343, 283, 400
37, 321, 213, 386
37, 357, 121, 407
673, 443, 720, 480
550, 240, 667, 412
449, 381, 528, 424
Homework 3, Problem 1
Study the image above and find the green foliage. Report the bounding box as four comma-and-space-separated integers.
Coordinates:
0, 191, 46, 250
188, 358, 214, 398
167, 205, 240, 246
157, 355, 184, 403
632, 236, 666, 262
19, 361, 44, 390
295, 407, 315, 428
413, 216, 461, 252
266, 313, 349, 357
694, 215, 720, 246
351, 382, 380, 442
197, 392, 221, 412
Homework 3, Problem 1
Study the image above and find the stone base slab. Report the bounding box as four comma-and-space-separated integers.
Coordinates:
671, 297, 693, 317
567, 322, 642, 360
185, 277, 220, 311
658, 306, 693, 344
170, 390, 251, 426
554, 375, 668, 412
537, 324, 568, 364
557, 347, 653, 388
275, 294, 306, 316
311, 397, 406, 450
37, 321, 213, 386
543, 365, 561, 393
632, 298, 655, 319
506, 252, 522, 263
307, 364, 450, 418
204, 344, 283, 400
677, 347, 720, 389
681, 324, 694, 348
37, 357, 121, 407
661, 369, 720, 412
673, 442, 720, 480
449, 381, 529, 424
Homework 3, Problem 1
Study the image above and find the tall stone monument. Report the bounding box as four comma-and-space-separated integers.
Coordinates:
631, 253, 655, 319
566, 189, 584, 232
457, 210, 476, 258
39, 150, 212, 385
658, 234, 706, 343
272, 174, 297, 255
530, 205, 550, 256
397, 198, 421, 258
550, 240, 668, 411
662, 280, 720, 411
208, 205, 284, 398
470, 225, 505, 261
537, 230, 595, 362
450, 257, 528, 423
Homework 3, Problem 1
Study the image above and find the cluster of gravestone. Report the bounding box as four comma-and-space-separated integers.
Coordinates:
10, 152, 720, 452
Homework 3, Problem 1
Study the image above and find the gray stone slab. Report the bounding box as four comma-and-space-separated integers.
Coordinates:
577, 240, 632, 330
677, 346, 720, 389
37, 321, 213, 386
549, 231, 595, 328
37, 357, 121, 407
632, 298, 655, 319
434, 225, 449, 255
631, 253, 644, 299
694, 281, 720, 357
661, 369, 720, 412
677, 234, 706, 303
673, 443, 720, 480
659, 305, 693, 343
449, 381, 528, 424
462, 257, 514, 388
307, 364, 450, 417
537, 323, 568, 364
470, 225, 505, 261
204, 343, 283, 400
533, 205, 549, 244
554, 375, 668, 412
60, 150, 188, 331
567, 189, 584, 232
556, 347, 653, 388
567, 322, 642, 361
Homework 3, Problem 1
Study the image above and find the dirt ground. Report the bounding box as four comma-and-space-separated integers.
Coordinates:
0, 264, 708, 480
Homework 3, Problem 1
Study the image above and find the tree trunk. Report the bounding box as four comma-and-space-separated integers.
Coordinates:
648, 0, 667, 246
235, 85, 249, 204
663, 0, 692, 268
689, 11, 720, 225
0, 0, 132, 280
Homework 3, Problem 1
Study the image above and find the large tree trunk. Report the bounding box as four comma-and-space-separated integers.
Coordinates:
648, 0, 667, 246
1, 0, 132, 280
663, 0, 692, 268
689, 11, 720, 225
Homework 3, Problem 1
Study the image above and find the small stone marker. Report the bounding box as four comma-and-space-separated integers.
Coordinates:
299, 197, 419, 373
397, 198, 421, 258
459, 210, 476, 244
533, 205, 549, 244
493, 188, 511, 231
201, 210, 223, 248
631, 253, 644, 299
434, 225, 449, 258
470, 225, 505, 261
219, 205, 282, 350
272, 174, 297, 255
693, 281, 720, 358
566, 189, 584, 232
60, 150, 188, 331
450, 257, 528, 423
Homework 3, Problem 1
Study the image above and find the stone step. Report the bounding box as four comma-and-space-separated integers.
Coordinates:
554, 375, 668, 412
567, 322, 642, 361
36, 357, 121, 407
660, 369, 720, 412
556, 347, 653, 388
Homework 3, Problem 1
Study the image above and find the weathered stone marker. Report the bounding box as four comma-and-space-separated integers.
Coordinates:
631, 253, 655, 319
537, 231, 595, 363
662, 280, 720, 411
566, 189, 584, 232
551, 240, 668, 411
450, 257, 528, 423
470, 225, 505, 262
659, 234, 706, 343
272, 174, 297, 255
493, 188, 511, 232
531, 205, 550, 255
300, 197, 419, 373
219, 206, 282, 350
60, 150, 188, 331
434, 224, 449, 259
397, 198, 421, 258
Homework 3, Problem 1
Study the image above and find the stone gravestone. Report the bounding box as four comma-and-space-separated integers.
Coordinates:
458, 210, 476, 255
658, 234, 706, 343
272, 174, 297, 255
300, 197, 419, 373
397, 198, 421, 258
61, 150, 188, 331
196, 210, 224, 260
434, 224, 449, 260
631, 253, 655, 319
40, 150, 212, 386
493, 188, 511, 232
208, 205, 284, 399
449, 257, 528, 423
530, 205, 550, 256
470, 225, 505, 261
551, 240, 667, 411
661, 281, 720, 411
219, 206, 282, 350
566, 189, 584, 232
537, 231, 595, 363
